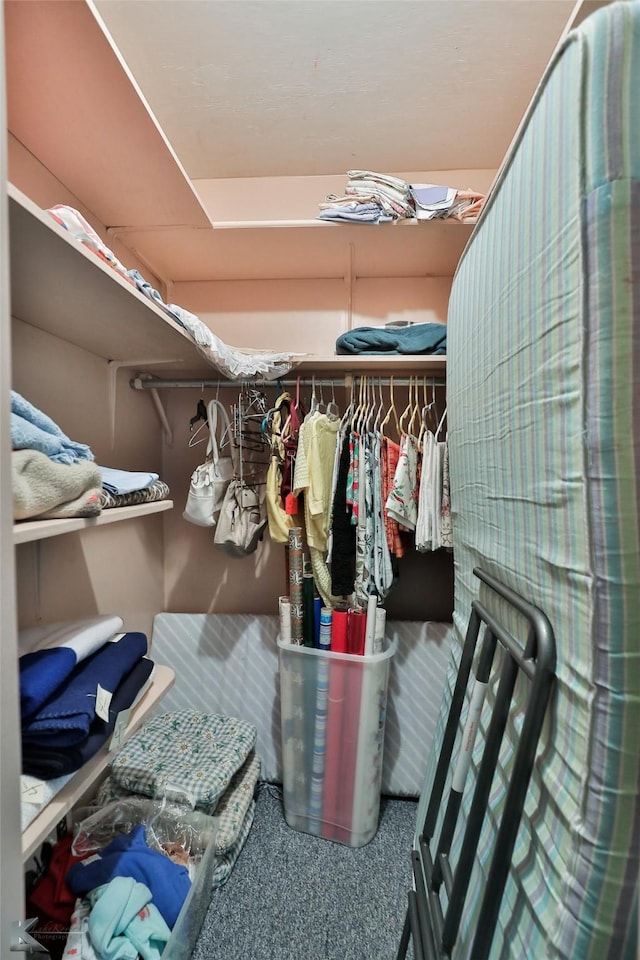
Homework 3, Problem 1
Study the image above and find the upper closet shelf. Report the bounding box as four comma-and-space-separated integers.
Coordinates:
118, 218, 475, 283
8, 185, 209, 376
13, 501, 174, 546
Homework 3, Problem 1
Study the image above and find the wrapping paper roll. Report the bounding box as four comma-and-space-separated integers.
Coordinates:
319, 607, 332, 651
364, 594, 378, 656
331, 609, 349, 654
374, 606, 387, 655
303, 573, 315, 648
288, 526, 304, 644
348, 607, 367, 656
279, 596, 292, 643
313, 596, 323, 648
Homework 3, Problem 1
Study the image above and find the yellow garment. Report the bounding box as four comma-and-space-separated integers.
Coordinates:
293, 412, 342, 606
265, 392, 300, 543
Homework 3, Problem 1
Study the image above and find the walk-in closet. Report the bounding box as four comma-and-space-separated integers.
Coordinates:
2, 2, 637, 959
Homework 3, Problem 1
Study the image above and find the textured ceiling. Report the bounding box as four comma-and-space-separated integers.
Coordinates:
94, 0, 577, 180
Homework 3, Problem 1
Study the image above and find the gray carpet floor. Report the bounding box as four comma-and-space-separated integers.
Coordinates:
192, 784, 417, 960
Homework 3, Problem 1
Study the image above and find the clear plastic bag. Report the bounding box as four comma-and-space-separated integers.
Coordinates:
71, 796, 218, 869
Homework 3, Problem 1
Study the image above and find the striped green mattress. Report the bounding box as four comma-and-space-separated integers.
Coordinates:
419, 3, 640, 957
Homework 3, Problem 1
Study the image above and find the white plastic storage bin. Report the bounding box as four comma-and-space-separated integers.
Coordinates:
277, 636, 397, 848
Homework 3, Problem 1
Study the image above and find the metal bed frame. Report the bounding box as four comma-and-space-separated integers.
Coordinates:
397, 567, 556, 960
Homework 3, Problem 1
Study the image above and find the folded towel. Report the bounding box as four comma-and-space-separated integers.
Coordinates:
67, 824, 191, 929
21, 632, 148, 747
335, 322, 447, 356
88, 876, 171, 958
11, 391, 93, 464
98, 466, 160, 496
13, 450, 102, 521
19, 615, 123, 719
22, 657, 155, 779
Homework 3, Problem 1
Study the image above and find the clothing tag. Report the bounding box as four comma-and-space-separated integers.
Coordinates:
80, 854, 102, 866
285, 492, 299, 515
110, 708, 131, 752
95, 684, 113, 723
21, 777, 44, 804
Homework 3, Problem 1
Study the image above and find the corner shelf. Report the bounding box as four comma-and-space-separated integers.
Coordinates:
21, 664, 175, 861
8, 184, 211, 376
13, 500, 174, 546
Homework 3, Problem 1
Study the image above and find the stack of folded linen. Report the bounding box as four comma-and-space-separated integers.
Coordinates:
11, 390, 102, 521
94, 710, 262, 890
97, 465, 170, 509
318, 170, 413, 223
20, 616, 155, 780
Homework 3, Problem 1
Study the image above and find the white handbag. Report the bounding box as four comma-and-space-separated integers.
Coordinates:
183, 399, 234, 527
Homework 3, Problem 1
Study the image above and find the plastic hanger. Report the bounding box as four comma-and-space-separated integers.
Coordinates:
326, 379, 340, 420
398, 376, 414, 436
380, 375, 400, 439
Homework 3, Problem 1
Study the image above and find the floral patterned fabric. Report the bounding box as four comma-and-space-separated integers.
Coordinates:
110, 710, 256, 813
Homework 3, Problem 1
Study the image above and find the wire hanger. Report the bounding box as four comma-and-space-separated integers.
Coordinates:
188, 383, 209, 446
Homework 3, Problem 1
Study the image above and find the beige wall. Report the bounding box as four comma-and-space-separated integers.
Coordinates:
12, 319, 166, 637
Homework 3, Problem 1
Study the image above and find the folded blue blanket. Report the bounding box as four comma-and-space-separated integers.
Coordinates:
21, 632, 148, 747
11, 390, 94, 465
19, 615, 123, 720
335, 322, 447, 355
22, 656, 154, 779
67, 824, 191, 929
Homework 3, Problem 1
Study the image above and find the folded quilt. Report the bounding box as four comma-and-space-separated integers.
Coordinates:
21, 632, 148, 747
100, 480, 170, 510
110, 710, 257, 813
98, 466, 160, 496
66, 823, 191, 929
11, 390, 94, 464
209, 751, 261, 854
211, 798, 256, 890
335, 322, 447, 356
87, 877, 171, 960
22, 657, 155, 779
19, 615, 124, 719
97, 750, 262, 856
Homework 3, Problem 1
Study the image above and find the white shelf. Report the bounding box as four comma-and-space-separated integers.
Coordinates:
290, 354, 447, 376
13, 500, 173, 546
120, 217, 475, 283
21, 664, 175, 861
8, 185, 211, 376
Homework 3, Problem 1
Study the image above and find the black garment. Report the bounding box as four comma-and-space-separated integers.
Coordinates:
330, 432, 356, 596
